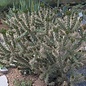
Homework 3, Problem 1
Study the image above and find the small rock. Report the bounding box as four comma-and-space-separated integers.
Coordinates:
0, 75, 8, 86
0, 67, 8, 74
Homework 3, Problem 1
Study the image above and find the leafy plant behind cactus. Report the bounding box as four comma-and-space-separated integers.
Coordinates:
13, 0, 40, 13
0, 6, 86, 86
0, 0, 40, 20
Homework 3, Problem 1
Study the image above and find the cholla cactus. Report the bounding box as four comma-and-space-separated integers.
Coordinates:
0, 7, 86, 85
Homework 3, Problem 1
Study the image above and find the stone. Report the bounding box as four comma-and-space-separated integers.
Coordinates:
0, 75, 8, 86
0, 67, 8, 74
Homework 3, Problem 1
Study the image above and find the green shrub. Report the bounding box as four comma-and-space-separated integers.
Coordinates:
0, 0, 15, 11
0, 0, 40, 12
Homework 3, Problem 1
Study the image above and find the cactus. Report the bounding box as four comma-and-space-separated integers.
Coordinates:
0, 6, 86, 85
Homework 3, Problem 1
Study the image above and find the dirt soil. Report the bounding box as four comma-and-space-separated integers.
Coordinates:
0, 68, 47, 86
